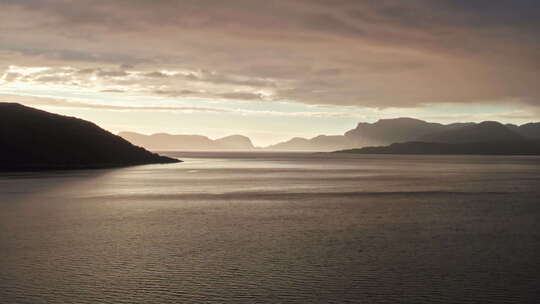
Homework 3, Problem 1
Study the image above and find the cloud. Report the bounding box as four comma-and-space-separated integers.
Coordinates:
97, 70, 129, 77
2, 72, 22, 82
0, 94, 230, 113
0, 0, 539, 108
100, 89, 125, 93
153, 89, 197, 96
219, 92, 265, 101
144, 71, 169, 78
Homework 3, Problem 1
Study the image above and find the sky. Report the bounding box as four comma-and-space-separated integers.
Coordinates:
1, 0, 539, 146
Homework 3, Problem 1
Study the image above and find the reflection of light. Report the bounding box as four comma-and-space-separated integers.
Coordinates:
4, 81, 46, 90
160, 70, 181, 76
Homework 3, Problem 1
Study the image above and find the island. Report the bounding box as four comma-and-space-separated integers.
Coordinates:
0, 103, 180, 171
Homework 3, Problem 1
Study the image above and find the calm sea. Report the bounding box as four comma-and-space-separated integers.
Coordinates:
1, 152, 539, 303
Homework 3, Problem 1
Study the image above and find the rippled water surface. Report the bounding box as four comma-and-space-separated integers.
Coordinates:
1, 152, 540, 303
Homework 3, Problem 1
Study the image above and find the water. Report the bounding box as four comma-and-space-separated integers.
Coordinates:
1, 152, 539, 303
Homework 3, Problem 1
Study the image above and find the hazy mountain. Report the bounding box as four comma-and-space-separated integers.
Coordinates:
419, 121, 525, 143
214, 135, 255, 149
344, 118, 484, 144
265, 135, 361, 151
265, 137, 310, 150
119, 132, 255, 150
119, 118, 540, 152
119, 132, 214, 150
267, 118, 539, 151
335, 140, 540, 156
345, 118, 448, 145
266, 118, 479, 151
0, 103, 179, 171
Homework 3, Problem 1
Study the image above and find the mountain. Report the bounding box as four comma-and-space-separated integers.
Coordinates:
119, 132, 255, 150
345, 118, 447, 145
335, 140, 540, 156
266, 118, 539, 151
214, 135, 255, 149
265, 118, 480, 151
265, 137, 310, 150
0, 103, 179, 171
419, 121, 525, 143
265, 118, 441, 151
265, 135, 359, 151
344, 118, 484, 145
122, 117, 540, 152
119, 132, 215, 150
514, 123, 540, 139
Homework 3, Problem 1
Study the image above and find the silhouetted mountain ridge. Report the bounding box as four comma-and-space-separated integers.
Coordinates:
0, 103, 179, 171
119, 117, 540, 152
419, 121, 525, 143
507, 122, 540, 139
266, 118, 539, 151
345, 118, 450, 145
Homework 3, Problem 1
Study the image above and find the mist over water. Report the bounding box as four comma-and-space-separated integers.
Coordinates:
1, 152, 539, 303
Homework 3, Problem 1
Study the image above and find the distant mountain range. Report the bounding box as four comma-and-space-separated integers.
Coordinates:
120, 117, 540, 152
263, 135, 360, 151
3, 103, 539, 162
0, 103, 179, 171
299, 118, 539, 151
334, 119, 540, 155
119, 132, 255, 150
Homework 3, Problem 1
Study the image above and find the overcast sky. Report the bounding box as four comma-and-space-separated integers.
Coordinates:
1, 0, 539, 145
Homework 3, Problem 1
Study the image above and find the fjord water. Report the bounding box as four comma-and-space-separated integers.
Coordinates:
1, 152, 539, 303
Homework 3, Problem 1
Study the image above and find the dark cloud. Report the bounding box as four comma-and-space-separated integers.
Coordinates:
1, 45, 152, 65
190, 71, 277, 88
219, 92, 265, 101
1, 0, 539, 108
100, 89, 125, 93
153, 89, 197, 97
144, 71, 169, 78
434, 0, 540, 29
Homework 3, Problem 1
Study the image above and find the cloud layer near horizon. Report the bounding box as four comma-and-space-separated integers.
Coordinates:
1, 0, 539, 109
